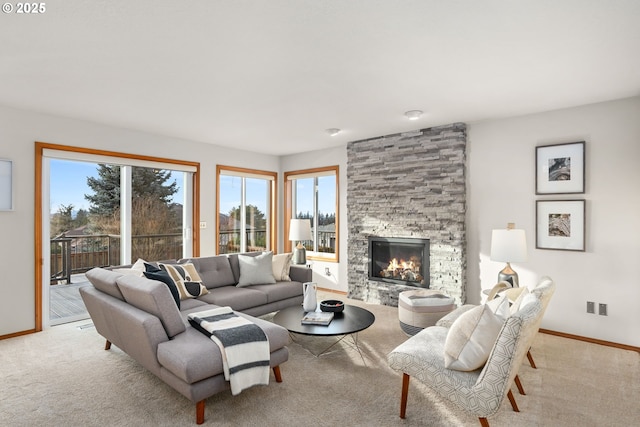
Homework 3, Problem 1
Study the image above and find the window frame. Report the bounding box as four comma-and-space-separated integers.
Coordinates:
216, 165, 277, 255
284, 165, 339, 262
35, 141, 200, 332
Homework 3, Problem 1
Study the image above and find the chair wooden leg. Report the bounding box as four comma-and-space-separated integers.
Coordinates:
273, 366, 283, 383
479, 418, 490, 427
400, 373, 410, 419
514, 374, 526, 395
196, 400, 205, 424
527, 349, 537, 369
507, 390, 520, 412
104, 340, 111, 350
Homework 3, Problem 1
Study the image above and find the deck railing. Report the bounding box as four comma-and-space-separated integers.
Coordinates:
217, 230, 336, 254
50, 233, 182, 284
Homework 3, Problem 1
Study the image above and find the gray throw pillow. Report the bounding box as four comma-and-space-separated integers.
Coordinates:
237, 251, 276, 287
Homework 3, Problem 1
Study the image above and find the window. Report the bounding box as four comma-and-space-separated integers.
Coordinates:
217, 166, 276, 254
36, 142, 199, 330
285, 166, 338, 261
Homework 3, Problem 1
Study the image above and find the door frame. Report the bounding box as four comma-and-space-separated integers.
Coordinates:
35, 142, 200, 331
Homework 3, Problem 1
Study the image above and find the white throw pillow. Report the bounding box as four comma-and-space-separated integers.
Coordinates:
272, 252, 293, 281
444, 303, 505, 371
112, 258, 146, 276
486, 294, 510, 320
508, 287, 530, 314
237, 251, 277, 287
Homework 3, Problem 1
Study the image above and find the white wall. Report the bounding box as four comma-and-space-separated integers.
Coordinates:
0, 105, 279, 336
287, 96, 640, 348
467, 96, 640, 347
280, 145, 348, 293
2, 96, 638, 347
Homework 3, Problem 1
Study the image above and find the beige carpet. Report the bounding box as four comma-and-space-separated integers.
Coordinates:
1, 293, 638, 427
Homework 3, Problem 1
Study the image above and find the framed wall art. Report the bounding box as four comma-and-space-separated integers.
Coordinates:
536, 200, 585, 251
536, 141, 585, 194
0, 159, 12, 211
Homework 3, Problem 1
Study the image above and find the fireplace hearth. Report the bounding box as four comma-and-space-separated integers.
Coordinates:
368, 236, 430, 288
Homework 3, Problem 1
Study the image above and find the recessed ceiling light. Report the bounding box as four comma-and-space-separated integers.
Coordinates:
404, 110, 423, 120
325, 128, 341, 136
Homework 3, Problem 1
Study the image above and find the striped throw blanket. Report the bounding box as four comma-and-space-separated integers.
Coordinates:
188, 307, 270, 395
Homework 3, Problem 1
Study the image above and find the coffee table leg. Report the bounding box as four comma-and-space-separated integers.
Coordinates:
290, 333, 368, 365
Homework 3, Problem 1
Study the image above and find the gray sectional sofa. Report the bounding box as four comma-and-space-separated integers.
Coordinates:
80, 252, 311, 424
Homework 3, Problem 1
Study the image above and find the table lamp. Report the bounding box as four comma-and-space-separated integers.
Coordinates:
490, 223, 527, 287
289, 218, 312, 264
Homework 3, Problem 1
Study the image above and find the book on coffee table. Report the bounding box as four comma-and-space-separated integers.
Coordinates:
301, 311, 334, 326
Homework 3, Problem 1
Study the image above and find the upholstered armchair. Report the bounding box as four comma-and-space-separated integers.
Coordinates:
437, 277, 555, 371
388, 292, 543, 426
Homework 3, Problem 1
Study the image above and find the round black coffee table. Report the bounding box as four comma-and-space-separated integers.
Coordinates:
273, 305, 375, 361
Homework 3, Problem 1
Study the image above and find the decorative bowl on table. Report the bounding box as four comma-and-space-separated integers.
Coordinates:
320, 299, 345, 313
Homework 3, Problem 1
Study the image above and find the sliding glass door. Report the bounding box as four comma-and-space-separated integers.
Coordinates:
40, 145, 198, 327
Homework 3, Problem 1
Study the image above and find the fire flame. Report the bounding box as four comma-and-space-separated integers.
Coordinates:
386, 258, 415, 271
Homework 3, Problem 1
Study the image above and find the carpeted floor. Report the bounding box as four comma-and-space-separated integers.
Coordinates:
1, 293, 638, 426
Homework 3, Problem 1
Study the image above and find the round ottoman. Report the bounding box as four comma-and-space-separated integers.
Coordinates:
398, 289, 456, 336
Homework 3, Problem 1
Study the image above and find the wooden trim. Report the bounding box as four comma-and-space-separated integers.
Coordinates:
283, 165, 339, 261
317, 287, 347, 296
539, 328, 640, 353
34, 143, 43, 332
0, 328, 37, 340
216, 165, 278, 254
283, 175, 293, 252
192, 168, 200, 257
33, 142, 200, 337
37, 142, 200, 169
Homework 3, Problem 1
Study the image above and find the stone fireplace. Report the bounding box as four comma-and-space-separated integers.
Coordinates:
347, 123, 467, 307
368, 236, 429, 287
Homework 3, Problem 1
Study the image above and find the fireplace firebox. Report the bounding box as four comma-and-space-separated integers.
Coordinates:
368, 236, 430, 288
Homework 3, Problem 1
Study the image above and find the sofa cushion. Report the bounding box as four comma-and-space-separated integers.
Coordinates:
237, 252, 276, 287
197, 287, 268, 311
178, 298, 209, 311
143, 263, 181, 309
247, 282, 303, 304
116, 274, 186, 338
158, 310, 290, 384
443, 303, 504, 371
272, 252, 293, 281
180, 256, 236, 289
158, 262, 209, 300
86, 268, 125, 301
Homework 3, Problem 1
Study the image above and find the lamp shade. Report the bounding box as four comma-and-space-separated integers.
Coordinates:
490, 229, 527, 263
289, 219, 312, 241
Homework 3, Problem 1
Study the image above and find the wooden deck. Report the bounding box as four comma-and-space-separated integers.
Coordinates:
50, 274, 91, 326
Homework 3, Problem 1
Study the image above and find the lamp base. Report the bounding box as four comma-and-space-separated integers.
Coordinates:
497, 263, 519, 287
293, 245, 307, 265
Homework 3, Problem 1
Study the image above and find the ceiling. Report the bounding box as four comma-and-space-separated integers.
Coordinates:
2, 1, 639, 156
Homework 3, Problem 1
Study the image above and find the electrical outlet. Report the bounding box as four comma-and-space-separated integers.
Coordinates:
599, 303, 608, 316
586, 301, 595, 314
325, 267, 331, 276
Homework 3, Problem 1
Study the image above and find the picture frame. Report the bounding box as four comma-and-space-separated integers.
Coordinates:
536, 200, 585, 251
0, 159, 12, 211
535, 141, 585, 194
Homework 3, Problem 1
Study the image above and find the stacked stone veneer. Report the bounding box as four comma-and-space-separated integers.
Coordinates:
347, 123, 467, 307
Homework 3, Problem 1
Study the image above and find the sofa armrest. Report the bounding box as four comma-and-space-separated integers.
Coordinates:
289, 265, 312, 283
